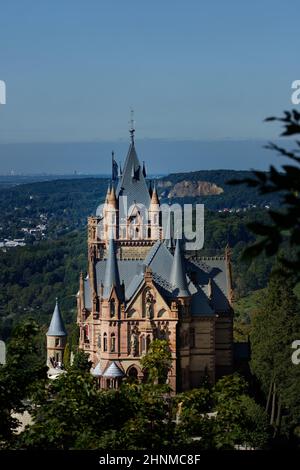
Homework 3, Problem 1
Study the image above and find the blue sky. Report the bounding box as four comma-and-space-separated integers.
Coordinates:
0, 0, 299, 172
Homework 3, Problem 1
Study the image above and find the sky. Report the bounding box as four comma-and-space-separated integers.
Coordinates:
0, 0, 299, 173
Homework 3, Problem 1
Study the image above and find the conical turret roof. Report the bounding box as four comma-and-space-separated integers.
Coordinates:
116, 141, 150, 210
103, 239, 121, 299
47, 299, 67, 337
170, 240, 190, 297
103, 361, 124, 378
150, 183, 159, 205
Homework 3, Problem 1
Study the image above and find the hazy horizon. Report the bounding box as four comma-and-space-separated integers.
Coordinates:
0, 137, 292, 175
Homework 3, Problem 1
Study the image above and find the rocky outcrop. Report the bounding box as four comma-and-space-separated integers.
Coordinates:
158, 180, 223, 198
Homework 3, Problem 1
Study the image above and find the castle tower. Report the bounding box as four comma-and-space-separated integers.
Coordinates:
77, 122, 233, 392
46, 299, 67, 369
148, 183, 160, 240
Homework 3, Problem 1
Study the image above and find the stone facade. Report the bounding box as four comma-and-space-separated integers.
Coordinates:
77, 134, 233, 391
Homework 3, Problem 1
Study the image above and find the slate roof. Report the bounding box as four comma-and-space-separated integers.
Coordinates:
91, 362, 103, 377
47, 300, 67, 337
103, 239, 122, 299
103, 361, 125, 378
170, 240, 190, 297
83, 241, 230, 316
116, 142, 151, 211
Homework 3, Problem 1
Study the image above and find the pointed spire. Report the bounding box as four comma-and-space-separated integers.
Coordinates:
108, 184, 117, 207
103, 239, 122, 299
116, 122, 151, 209
150, 182, 159, 205
170, 240, 189, 297
47, 299, 67, 336
129, 108, 135, 145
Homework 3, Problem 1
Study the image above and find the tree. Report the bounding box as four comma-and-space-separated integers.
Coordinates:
250, 270, 300, 439
230, 110, 300, 275
0, 319, 47, 446
140, 339, 172, 385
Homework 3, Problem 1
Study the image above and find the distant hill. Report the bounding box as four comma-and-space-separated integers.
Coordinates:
158, 169, 281, 210
0, 169, 282, 241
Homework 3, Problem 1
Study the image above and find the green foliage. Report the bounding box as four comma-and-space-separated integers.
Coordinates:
70, 350, 92, 373
140, 339, 172, 385
213, 394, 270, 449
0, 319, 47, 445
0, 230, 86, 340
63, 343, 70, 368
213, 373, 248, 404
250, 270, 300, 437
229, 110, 300, 275
175, 374, 270, 449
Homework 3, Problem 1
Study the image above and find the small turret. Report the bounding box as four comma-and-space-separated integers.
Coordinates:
170, 240, 190, 297
148, 182, 160, 240
46, 299, 67, 369
103, 239, 122, 300
108, 184, 117, 208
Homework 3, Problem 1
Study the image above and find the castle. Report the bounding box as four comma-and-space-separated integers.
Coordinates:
47, 126, 233, 391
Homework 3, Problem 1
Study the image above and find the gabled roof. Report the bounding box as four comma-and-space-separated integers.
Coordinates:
103, 361, 125, 378
116, 142, 151, 210
47, 300, 67, 337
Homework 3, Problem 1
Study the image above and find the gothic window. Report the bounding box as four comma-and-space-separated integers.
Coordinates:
110, 299, 116, 317
103, 333, 107, 352
55, 338, 60, 347
97, 334, 101, 349
128, 366, 138, 381
110, 333, 116, 352
146, 335, 151, 352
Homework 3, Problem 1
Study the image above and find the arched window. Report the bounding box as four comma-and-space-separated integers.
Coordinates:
103, 333, 107, 352
55, 338, 60, 347
110, 299, 116, 317
128, 366, 138, 381
97, 334, 101, 349
110, 333, 116, 352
